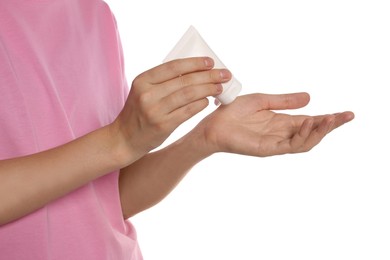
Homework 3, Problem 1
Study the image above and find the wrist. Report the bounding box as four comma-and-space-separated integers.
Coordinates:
106, 120, 143, 168
177, 128, 215, 163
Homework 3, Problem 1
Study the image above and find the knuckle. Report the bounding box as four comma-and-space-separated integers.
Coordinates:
282, 94, 293, 108
209, 70, 219, 82
166, 60, 182, 77
183, 103, 196, 117
143, 107, 169, 133
180, 86, 196, 101
143, 107, 154, 121
143, 106, 160, 125
185, 99, 208, 116
178, 74, 187, 87
138, 90, 153, 105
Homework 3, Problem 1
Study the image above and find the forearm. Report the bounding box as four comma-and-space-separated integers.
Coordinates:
119, 131, 211, 219
0, 123, 134, 225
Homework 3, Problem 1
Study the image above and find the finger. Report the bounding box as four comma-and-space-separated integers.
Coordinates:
162, 83, 223, 113
311, 111, 354, 133
329, 111, 355, 131
289, 118, 314, 150
141, 57, 215, 84
167, 98, 210, 127
298, 115, 336, 152
155, 69, 231, 99
269, 111, 353, 155
168, 68, 231, 90
260, 92, 310, 110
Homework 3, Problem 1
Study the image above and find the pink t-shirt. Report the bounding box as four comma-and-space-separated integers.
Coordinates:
0, 0, 143, 259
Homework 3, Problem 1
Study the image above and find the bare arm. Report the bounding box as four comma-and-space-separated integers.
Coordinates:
0, 124, 131, 225
119, 93, 355, 218
0, 57, 227, 225
119, 133, 206, 219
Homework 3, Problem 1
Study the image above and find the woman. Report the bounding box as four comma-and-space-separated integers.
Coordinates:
0, 0, 354, 259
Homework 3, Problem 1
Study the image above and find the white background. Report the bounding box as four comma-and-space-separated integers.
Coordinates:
104, 1, 389, 259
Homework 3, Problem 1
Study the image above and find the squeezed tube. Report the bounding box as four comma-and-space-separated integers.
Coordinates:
163, 25, 242, 105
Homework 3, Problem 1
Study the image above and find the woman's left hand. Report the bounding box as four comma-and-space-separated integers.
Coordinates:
189, 92, 354, 157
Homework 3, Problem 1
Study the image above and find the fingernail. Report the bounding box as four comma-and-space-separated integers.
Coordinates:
216, 84, 223, 93
204, 58, 213, 68
220, 69, 231, 80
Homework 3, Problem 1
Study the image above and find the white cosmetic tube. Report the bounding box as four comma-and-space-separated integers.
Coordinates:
163, 26, 242, 105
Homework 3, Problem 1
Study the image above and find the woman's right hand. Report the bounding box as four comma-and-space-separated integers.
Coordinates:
112, 57, 231, 162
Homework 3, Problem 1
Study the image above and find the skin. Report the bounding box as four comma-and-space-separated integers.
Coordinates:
0, 57, 354, 225
118, 70, 354, 218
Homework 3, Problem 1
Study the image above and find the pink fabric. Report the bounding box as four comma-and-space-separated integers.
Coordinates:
0, 0, 143, 259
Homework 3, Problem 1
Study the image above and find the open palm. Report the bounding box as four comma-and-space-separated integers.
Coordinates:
194, 92, 354, 157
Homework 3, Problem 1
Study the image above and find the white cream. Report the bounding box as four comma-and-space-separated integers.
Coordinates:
163, 26, 242, 105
